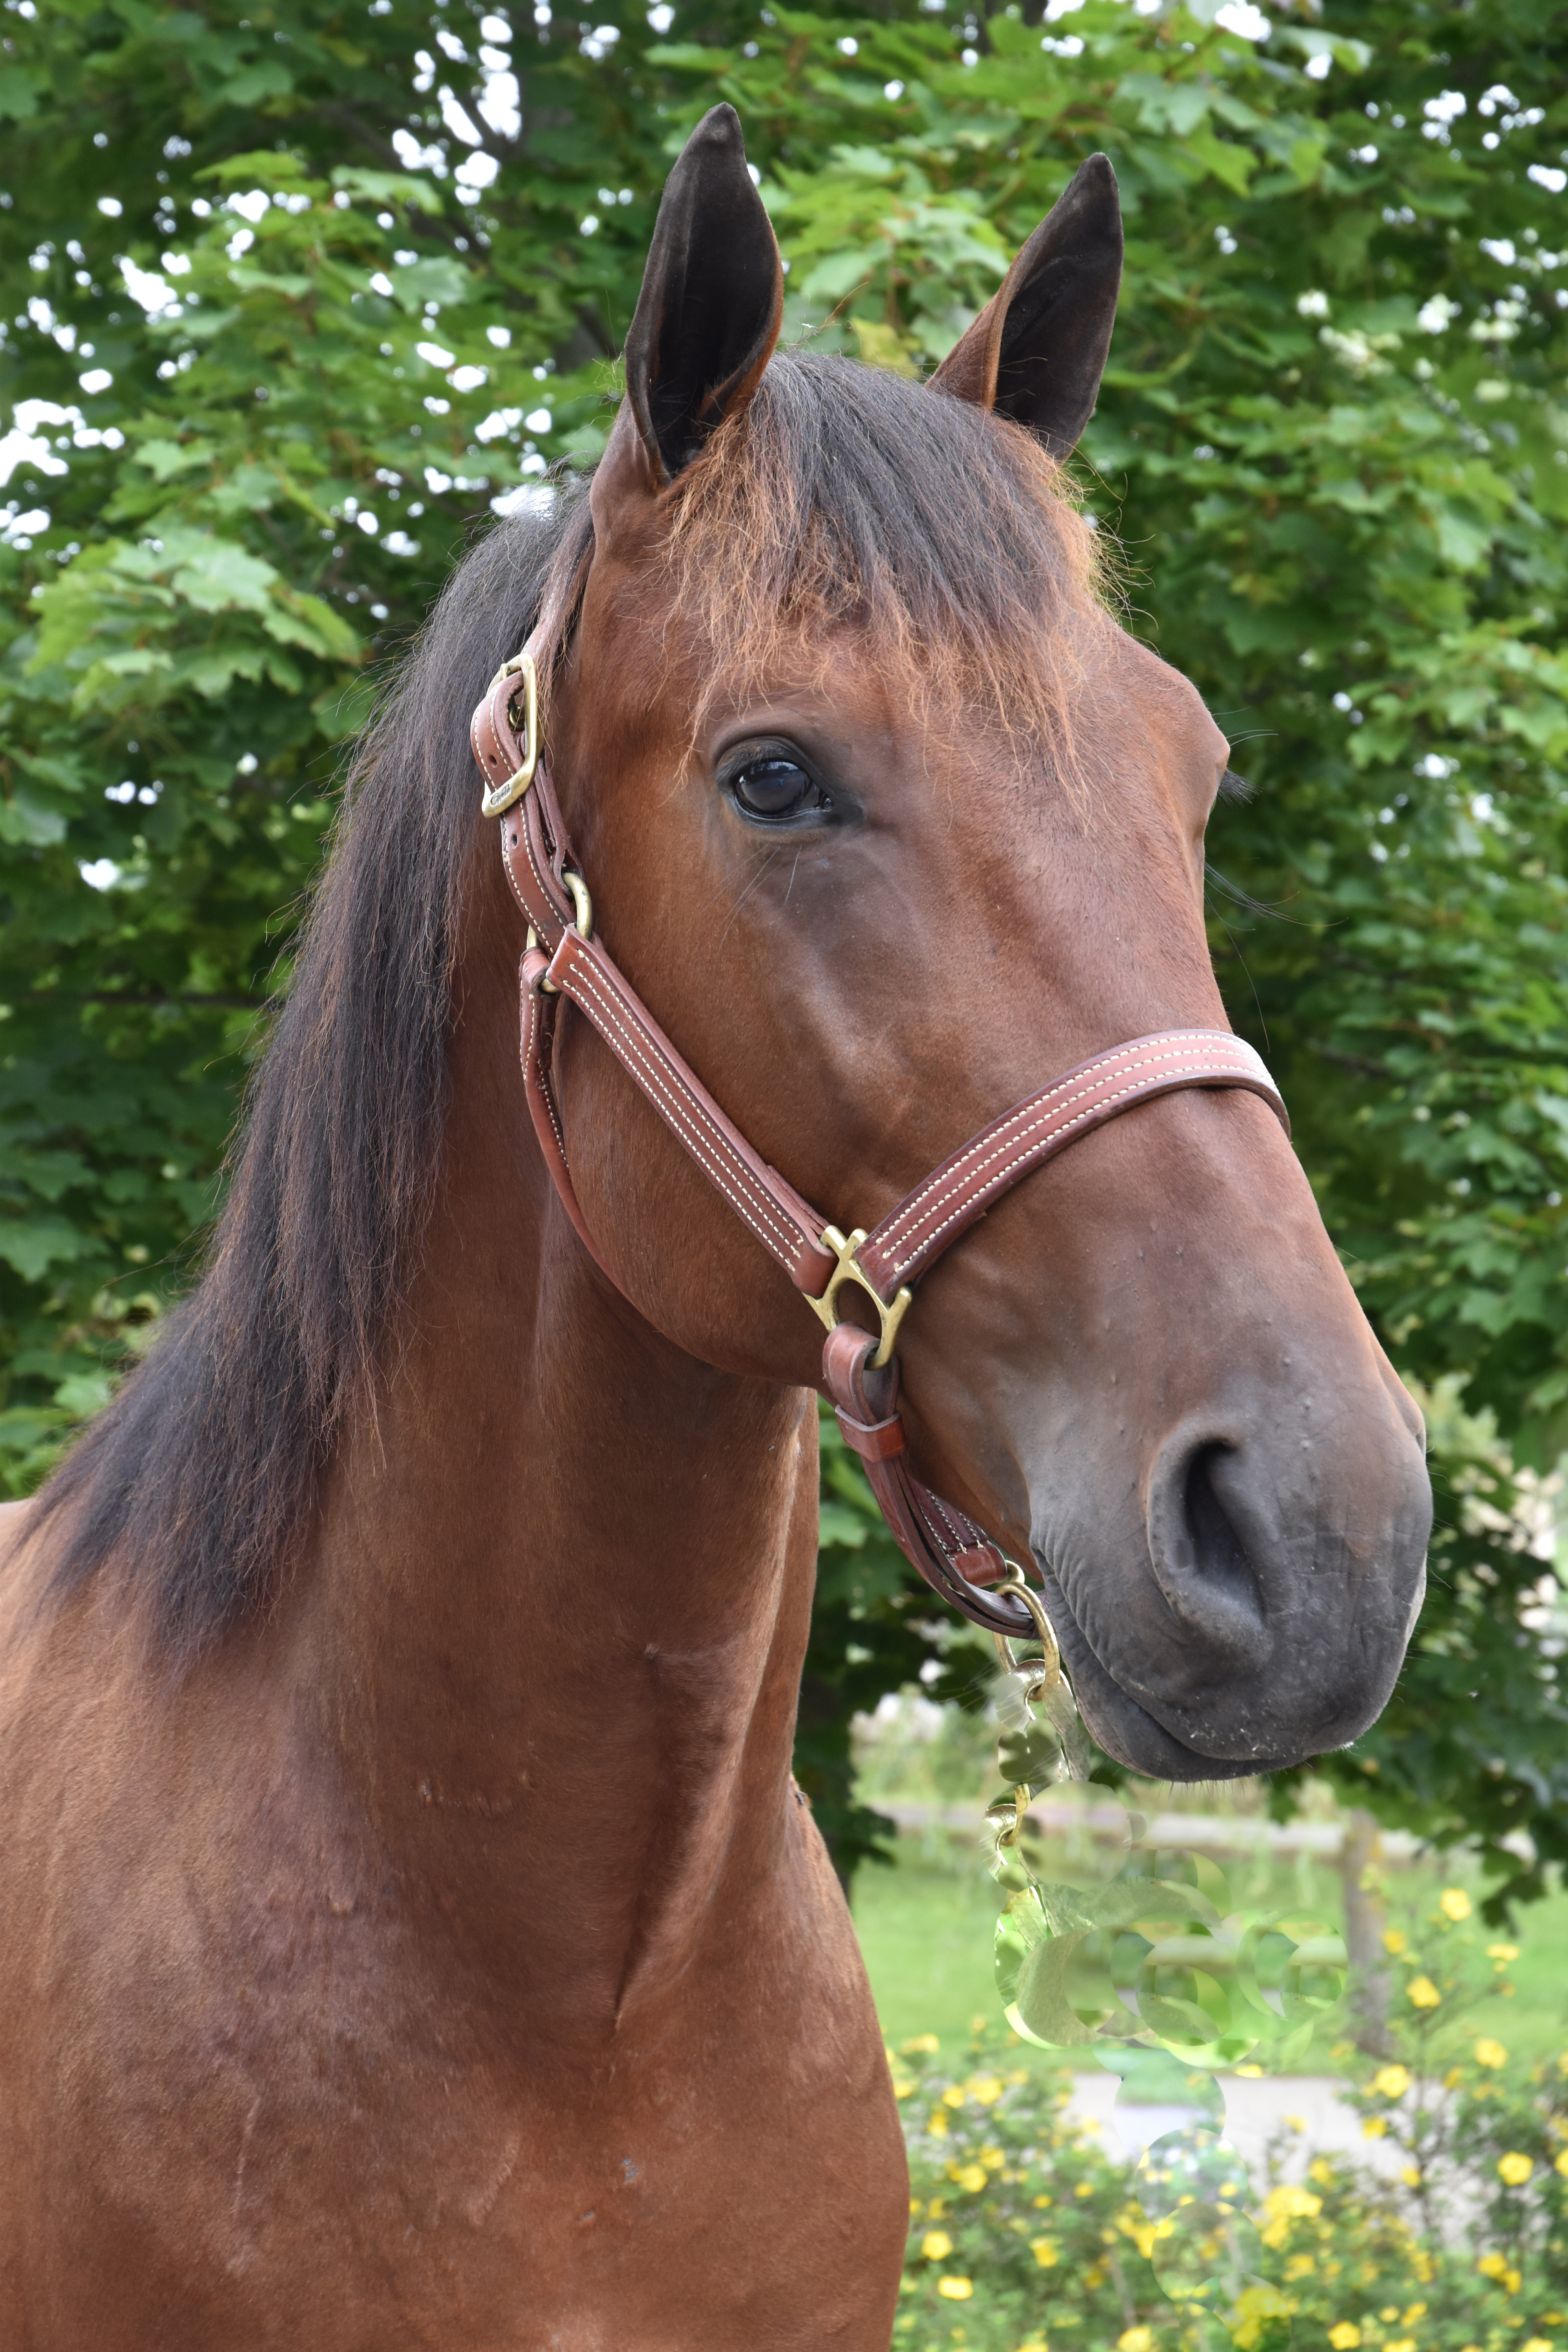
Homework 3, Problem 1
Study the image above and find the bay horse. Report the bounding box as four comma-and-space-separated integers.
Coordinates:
0, 109, 1430, 2348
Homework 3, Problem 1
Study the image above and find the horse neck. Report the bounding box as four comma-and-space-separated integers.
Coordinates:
288, 915, 820, 2031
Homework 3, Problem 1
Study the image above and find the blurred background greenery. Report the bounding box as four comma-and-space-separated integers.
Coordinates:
3, 0, 1568, 2005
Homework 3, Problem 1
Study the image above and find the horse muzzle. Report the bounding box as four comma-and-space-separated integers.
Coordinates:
1027, 1375, 1432, 1779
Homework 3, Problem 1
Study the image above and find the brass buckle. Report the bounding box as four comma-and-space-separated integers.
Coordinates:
481, 650, 539, 818
806, 1226, 912, 1370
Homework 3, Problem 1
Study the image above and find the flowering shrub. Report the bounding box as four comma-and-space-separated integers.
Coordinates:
893, 1995, 1568, 2352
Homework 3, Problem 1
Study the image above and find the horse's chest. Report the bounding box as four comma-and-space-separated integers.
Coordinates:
0, 1816, 907, 2349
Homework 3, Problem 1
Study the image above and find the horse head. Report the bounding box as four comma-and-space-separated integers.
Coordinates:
491, 105, 1431, 1780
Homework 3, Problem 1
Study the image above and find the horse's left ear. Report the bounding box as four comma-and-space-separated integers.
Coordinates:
932, 154, 1122, 459
620, 103, 784, 488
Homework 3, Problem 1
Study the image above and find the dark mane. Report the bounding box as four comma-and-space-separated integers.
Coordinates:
36, 486, 594, 1648
36, 353, 1106, 1650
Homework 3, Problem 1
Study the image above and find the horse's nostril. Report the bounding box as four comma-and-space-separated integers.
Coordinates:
1170, 1443, 1266, 1637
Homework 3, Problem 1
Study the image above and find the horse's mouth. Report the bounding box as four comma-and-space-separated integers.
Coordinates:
1031, 1551, 1304, 1782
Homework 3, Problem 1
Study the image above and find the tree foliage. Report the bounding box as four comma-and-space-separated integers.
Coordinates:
3, 0, 1567, 1888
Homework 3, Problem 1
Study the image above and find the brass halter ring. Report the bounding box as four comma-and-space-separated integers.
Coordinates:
804, 1226, 913, 1370
528, 869, 594, 996
480, 651, 539, 817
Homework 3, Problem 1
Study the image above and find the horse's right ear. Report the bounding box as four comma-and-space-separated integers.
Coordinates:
932, 154, 1122, 459
619, 104, 784, 490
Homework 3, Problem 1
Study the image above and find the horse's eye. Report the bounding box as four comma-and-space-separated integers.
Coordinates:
731, 759, 826, 820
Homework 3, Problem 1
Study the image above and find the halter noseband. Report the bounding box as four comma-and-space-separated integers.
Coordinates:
471, 644, 1288, 1638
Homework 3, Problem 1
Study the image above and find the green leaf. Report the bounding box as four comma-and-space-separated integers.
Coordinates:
0, 1218, 94, 1281
0, 65, 40, 121
1185, 126, 1256, 196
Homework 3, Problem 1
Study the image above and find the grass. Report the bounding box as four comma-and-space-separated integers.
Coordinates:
852, 1846, 1006, 2052
849, 1826, 1568, 2078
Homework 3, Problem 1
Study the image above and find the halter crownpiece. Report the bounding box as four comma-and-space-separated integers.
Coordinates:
470, 639, 1289, 1638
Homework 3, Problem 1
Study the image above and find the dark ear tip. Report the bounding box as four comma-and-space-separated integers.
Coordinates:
1068, 152, 1121, 214
688, 102, 745, 151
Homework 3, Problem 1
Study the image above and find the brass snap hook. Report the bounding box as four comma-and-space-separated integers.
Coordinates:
990, 1569, 1063, 1686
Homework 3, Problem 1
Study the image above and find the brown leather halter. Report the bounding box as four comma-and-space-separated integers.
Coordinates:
471, 643, 1289, 1637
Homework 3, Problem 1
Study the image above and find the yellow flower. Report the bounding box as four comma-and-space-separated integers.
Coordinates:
1310, 2159, 1336, 2187
936, 2276, 973, 2301
1402, 2167, 1422, 2187
1363, 2117, 1388, 2139
1404, 2306, 1428, 2324
1031, 2238, 1058, 2268
1387, 2340, 1417, 2352
1033, 2192, 1053, 2209
891, 2078, 915, 2100
921, 2231, 953, 2261
1117, 2331, 1155, 2352
1499, 2151, 1535, 2186
969, 2075, 1003, 2105
926, 2197, 946, 2221
1557, 2151, 1568, 2179
1476, 2038, 1509, 2069
1329, 2325, 1362, 2348
1263, 2184, 1323, 2227
1235, 2062, 1265, 2077
1440, 1887, 1473, 1921
942, 2084, 967, 2109
952, 2163, 987, 2194
1374, 2064, 1412, 2099
1489, 1943, 1521, 1964
1522, 2340, 1555, 2352
1406, 1975, 1442, 2009
1233, 2286, 1296, 2350
1478, 2253, 1510, 2280
927, 2111, 948, 2138
979, 2144, 1007, 2171
902, 2033, 940, 2054
1381, 2310, 1401, 2325
1384, 1928, 1408, 1955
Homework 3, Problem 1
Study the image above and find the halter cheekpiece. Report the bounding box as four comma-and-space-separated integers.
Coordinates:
470, 641, 1288, 1638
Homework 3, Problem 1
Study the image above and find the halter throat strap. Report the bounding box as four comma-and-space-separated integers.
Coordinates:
471, 648, 1288, 1637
